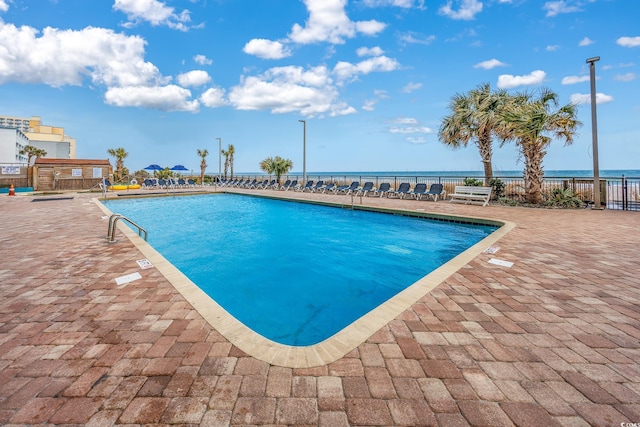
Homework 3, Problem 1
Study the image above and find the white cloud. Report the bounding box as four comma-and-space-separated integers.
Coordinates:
438, 0, 483, 20
355, 20, 388, 35
561, 75, 589, 85
194, 54, 212, 65
546, 45, 560, 51
543, 1, 581, 17
402, 82, 422, 93
578, 37, 593, 46
497, 70, 546, 89
374, 89, 389, 99
356, 46, 384, 57
362, 88, 390, 111
474, 58, 507, 70
362, 0, 425, 8
0, 0, 8, 12
614, 73, 637, 82
113, 0, 192, 31
570, 92, 614, 105
288, 0, 386, 44
617, 36, 640, 48
394, 117, 418, 124
177, 70, 210, 87
407, 136, 428, 144
228, 65, 355, 117
200, 87, 228, 108
243, 39, 292, 59
389, 126, 433, 133
333, 56, 401, 83
362, 99, 377, 111
104, 85, 199, 111
399, 32, 436, 45
0, 22, 163, 88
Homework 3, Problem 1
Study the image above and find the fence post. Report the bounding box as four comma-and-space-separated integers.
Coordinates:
622, 175, 627, 211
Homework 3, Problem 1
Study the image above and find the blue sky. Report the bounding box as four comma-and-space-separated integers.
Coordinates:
1, 0, 638, 174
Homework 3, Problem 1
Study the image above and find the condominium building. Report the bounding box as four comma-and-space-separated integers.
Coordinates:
0, 115, 77, 163
0, 127, 29, 164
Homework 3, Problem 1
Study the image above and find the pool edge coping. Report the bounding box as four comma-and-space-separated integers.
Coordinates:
94, 195, 515, 368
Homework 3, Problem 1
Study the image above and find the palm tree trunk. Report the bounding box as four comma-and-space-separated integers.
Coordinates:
523, 144, 545, 204
478, 129, 493, 183
230, 154, 234, 179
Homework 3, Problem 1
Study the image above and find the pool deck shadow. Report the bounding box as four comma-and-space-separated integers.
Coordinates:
1, 187, 639, 426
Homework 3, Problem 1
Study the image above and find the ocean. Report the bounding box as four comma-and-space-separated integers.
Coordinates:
242, 170, 640, 179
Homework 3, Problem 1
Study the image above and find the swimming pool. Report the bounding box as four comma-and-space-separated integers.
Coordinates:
103, 194, 498, 346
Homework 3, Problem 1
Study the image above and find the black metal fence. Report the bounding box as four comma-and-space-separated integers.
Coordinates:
223, 173, 640, 212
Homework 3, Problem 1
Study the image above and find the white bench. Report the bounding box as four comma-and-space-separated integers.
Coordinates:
449, 185, 492, 206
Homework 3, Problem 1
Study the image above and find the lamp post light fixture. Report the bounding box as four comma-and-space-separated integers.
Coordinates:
298, 119, 306, 185
216, 137, 222, 185
586, 56, 602, 209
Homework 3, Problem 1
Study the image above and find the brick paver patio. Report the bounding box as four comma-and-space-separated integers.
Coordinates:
1, 188, 638, 426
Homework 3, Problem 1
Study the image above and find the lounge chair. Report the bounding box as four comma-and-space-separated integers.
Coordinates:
282, 179, 298, 190
243, 179, 257, 188
424, 183, 445, 201
318, 183, 335, 193
187, 179, 196, 187
250, 179, 267, 189
259, 179, 276, 189
388, 182, 411, 198
308, 180, 324, 192
333, 181, 358, 194
369, 183, 391, 197
355, 182, 374, 197
338, 181, 360, 195
408, 183, 428, 200
142, 178, 156, 189
279, 179, 292, 190
297, 180, 314, 192
268, 180, 281, 189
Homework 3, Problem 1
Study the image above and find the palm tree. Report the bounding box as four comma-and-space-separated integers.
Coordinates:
497, 88, 581, 204
107, 147, 128, 182
259, 156, 293, 184
227, 144, 235, 179
439, 83, 508, 182
20, 145, 47, 166
197, 148, 208, 184
221, 148, 230, 179
20, 145, 47, 187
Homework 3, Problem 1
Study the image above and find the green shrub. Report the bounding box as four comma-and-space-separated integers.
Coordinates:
544, 188, 584, 208
463, 177, 483, 186
488, 178, 505, 199
498, 197, 519, 206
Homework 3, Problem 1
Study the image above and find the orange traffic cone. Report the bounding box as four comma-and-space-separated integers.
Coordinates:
8, 183, 15, 196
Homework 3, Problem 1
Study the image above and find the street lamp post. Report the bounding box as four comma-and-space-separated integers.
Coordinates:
298, 119, 306, 185
216, 137, 222, 185
586, 56, 602, 209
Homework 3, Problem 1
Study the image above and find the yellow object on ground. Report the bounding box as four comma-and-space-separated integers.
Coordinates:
109, 185, 141, 190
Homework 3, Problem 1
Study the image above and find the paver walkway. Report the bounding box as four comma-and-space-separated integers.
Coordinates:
1, 189, 639, 426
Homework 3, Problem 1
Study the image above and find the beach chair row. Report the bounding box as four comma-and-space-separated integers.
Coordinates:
227, 178, 447, 201
300, 181, 447, 200
142, 178, 196, 189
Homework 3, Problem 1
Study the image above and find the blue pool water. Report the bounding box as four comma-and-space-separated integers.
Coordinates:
104, 194, 497, 345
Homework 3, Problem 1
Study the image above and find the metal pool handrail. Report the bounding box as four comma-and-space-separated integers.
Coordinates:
107, 213, 148, 243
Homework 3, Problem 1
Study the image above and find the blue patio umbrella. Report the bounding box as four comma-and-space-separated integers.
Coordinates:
144, 164, 163, 171
170, 165, 189, 171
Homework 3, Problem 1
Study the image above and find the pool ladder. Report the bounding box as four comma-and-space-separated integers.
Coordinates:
107, 214, 148, 243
